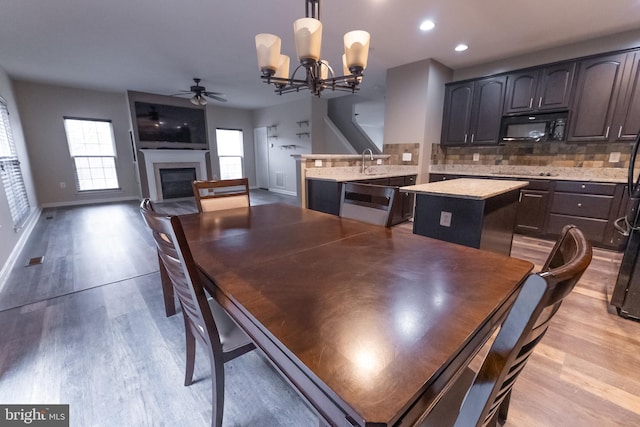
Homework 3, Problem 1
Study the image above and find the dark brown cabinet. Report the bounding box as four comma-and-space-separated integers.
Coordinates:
427, 173, 627, 250
504, 63, 575, 115
514, 180, 551, 234
441, 76, 506, 146
568, 52, 630, 142
613, 51, 640, 141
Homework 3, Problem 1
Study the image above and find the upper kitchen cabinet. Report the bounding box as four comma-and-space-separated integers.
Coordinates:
504, 63, 575, 115
441, 76, 506, 146
613, 51, 640, 141
567, 52, 631, 142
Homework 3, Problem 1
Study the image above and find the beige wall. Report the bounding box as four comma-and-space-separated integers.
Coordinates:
252, 98, 312, 195
14, 81, 139, 207
454, 28, 640, 82
383, 59, 453, 182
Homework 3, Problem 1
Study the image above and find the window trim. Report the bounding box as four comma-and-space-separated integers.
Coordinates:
63, 116, 121, 192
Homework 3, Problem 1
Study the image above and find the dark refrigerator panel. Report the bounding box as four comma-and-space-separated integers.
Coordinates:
611, 132, 640, 319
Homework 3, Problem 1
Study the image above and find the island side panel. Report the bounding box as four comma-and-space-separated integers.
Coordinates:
478, 189, 521, 255
413, 194, 485, 249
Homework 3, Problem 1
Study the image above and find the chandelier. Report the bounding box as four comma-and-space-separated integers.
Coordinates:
255, 0, 370, 97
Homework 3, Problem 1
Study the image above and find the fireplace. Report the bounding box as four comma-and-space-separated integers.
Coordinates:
159, 167, 197, 199
139, 149, 208, 201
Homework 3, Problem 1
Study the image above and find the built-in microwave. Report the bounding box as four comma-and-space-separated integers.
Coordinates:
499, 111, 568, 143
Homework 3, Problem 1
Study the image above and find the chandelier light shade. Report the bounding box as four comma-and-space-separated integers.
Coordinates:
344, 30, 370, 71
293, 18, 322, 62
254, 0, 370, 97
255, 34, 282, 73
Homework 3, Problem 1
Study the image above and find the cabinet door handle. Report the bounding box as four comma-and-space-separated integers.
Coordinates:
471, 134, 475, 143
605, 126, 610, 138
581, 184, 586, 189
538, 97, 543, 108
529, 98, 533, 109
464, 134, 468, 143
618, 125, 623, 139
577, 203, 582, 208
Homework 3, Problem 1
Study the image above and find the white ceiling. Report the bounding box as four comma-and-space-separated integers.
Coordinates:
1, 0, 640, 110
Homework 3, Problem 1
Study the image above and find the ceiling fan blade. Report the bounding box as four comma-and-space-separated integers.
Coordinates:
168, 91, 192, 97
205, 94, 227, 102
203, 90, 224, 96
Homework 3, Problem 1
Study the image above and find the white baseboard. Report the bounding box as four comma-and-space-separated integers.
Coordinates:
268, 188, 297, 196
40, 195, 139, 208
0, 207, 42, 294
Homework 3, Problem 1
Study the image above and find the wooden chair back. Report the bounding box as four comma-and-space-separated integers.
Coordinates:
140, 199, 223, 357
447, 225, 593, 427
192, 178, 250, 213
140, 199, 255, 427
339, 182, 396, 227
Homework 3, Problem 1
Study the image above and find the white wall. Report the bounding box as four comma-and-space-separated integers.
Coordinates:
13, 81, 139, 207
0, 67, 39, 283
252, 98, 312, 195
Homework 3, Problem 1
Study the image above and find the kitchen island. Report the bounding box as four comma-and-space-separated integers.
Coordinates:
401, 178, 528, 255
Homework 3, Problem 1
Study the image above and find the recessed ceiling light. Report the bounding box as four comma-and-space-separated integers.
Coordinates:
419, 20, 435, 31
455, 44, 469, 52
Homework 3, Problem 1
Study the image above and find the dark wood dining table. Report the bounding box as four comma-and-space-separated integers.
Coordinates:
178, 203, 534, 426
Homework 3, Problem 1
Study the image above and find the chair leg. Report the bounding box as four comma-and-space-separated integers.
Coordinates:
184, 324, 196, 386
498, 390, 512, 425
209, 353, 225, 427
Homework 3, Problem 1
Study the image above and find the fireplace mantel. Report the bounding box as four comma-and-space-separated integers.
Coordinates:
139, 149, 209, 201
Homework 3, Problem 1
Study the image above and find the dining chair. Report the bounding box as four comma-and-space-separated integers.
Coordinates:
192, 178, 250, 213
419, 224, 592, 427
140, 199, 255, 427
339, 182, 396, 227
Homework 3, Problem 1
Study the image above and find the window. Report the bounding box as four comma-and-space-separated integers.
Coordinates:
63, 118, 119, 191
0, 98, 30, 229
216, 129, 244, 180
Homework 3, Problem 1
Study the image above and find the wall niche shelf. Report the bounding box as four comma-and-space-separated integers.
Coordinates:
296, 132, 310, 138
296, 120, 309, 127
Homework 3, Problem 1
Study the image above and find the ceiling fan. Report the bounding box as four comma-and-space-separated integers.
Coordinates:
172, 78, 227, 105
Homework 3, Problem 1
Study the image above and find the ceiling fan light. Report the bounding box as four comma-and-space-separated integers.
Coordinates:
293, 17, 322, 62
255, 33, 282, 75
190, 95, 207, 106
344, 30, 370, 72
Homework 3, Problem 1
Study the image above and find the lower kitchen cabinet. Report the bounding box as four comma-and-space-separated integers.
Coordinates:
306, 175, 416, 225
428, 173, 628, 250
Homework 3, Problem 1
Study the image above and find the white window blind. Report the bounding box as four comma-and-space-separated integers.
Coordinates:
63, 118, 120, 191
0, 98, 30, 229
216, 129, 244, 180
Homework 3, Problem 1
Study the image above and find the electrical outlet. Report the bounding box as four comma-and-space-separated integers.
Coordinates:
440, 211, 452, 227
609, 151, 621, 163
473, 153, 480, 162
402, 152, 412, 162
314, 159, 323, 167
59, 182, 66, 189
376, 159, 382, 165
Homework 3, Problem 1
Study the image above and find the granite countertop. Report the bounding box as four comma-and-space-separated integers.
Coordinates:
429, 165, 627, 183
305, 165, 418, 182
400, 178, 529, 200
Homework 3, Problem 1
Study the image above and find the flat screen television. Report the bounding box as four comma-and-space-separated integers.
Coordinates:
134, 101, 208, 150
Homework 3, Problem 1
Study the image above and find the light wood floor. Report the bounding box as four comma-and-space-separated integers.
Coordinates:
0, 190, 639, 426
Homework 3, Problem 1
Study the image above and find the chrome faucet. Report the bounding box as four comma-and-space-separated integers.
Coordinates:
362, 148, 373, 174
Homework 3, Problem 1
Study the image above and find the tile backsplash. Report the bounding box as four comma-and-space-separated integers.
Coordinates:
383, 143, 420, 165
431, 141, 633, 169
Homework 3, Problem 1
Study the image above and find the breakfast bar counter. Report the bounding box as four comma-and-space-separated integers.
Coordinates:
401, 178, 529, 255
